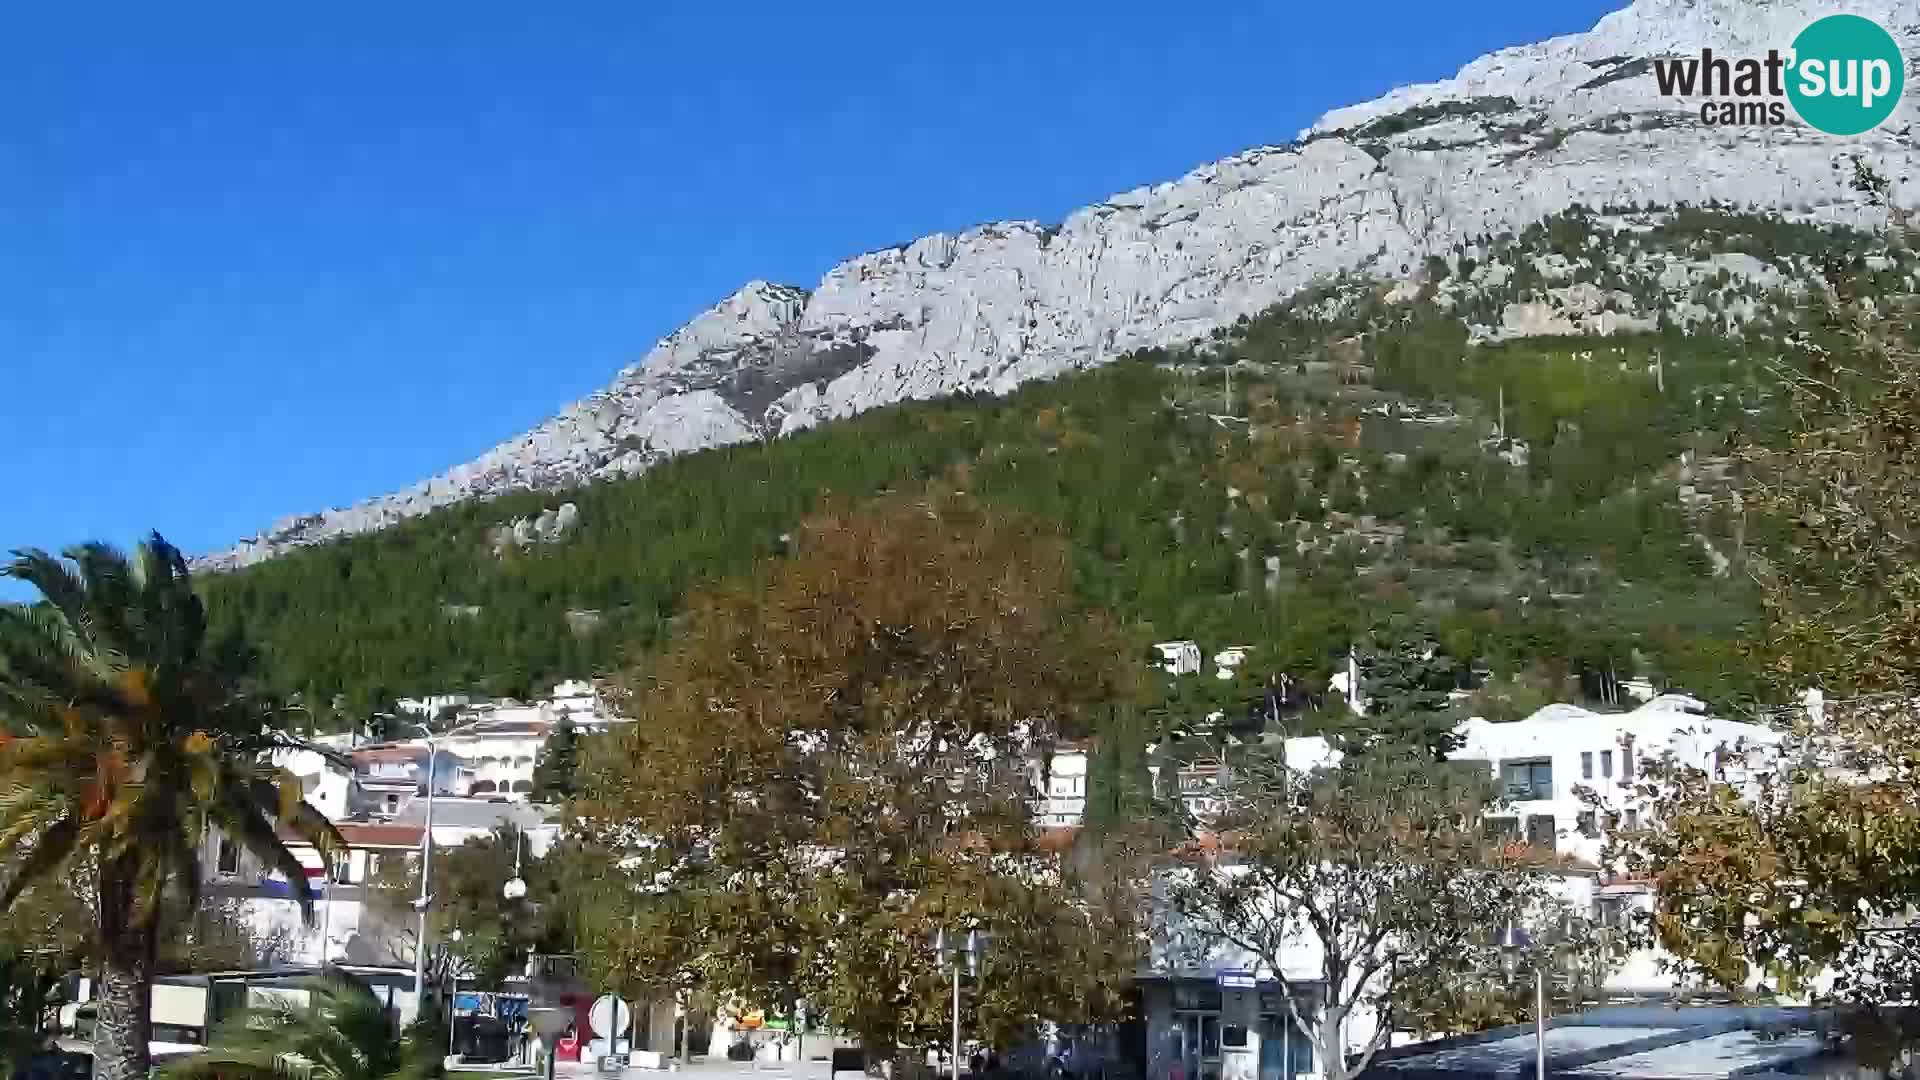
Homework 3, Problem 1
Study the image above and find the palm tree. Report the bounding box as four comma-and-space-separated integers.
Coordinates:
162, 974, 433, 1080
0, 533, 343, 1080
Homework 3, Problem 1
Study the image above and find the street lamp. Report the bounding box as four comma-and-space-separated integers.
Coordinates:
931, 929, 990, 1080
503, 826, 528, 900
407, 717, 484, 1010
448, 930, 464, 1059
1496, 925, 1545, 1080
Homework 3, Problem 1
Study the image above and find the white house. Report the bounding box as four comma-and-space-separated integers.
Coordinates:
1157, 641, 1205, 677
1447, 694, 1781, 867
1213, 646, 1252, 681
1033, 744, 1090, 828
205, 801, 561, 987
396, 694, 471, 717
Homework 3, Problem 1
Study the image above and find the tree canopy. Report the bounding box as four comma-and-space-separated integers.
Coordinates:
576, 496, 1142, 1063
1162, 749, 1612, 1080
1614, 288, 1920, 1018
0, 534, 342, 1080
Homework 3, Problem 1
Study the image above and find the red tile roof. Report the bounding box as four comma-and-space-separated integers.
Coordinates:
282, 822, 425, 849
353, 747, 424, 762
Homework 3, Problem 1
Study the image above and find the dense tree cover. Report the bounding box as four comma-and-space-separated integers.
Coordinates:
0, 536, 343, 1080
368, 825, 574, 987
1613, 283, 1920, 1030
195, 209, 1908, 736
529, 715, 581, 802
574, 498, 1142, 1067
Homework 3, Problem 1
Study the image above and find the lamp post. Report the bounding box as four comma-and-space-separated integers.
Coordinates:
932, 929, 989, 1080
408, 717, 484, 1012
503, 825, 528, 901
1496, 926, 1545, 1080
411, 731, 440, 1008
448, 929, 464, 1059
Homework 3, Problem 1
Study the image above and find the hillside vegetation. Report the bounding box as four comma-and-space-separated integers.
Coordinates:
200, 207, 1916, 732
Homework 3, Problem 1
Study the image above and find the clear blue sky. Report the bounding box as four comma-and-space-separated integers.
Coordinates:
0, 0, 1622, 591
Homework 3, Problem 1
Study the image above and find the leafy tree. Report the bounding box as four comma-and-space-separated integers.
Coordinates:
1614, 294, 1920, 1022
576, 496, 1142, 1069
1354, 627, 1466, 758
530, 715, 580, 802
163, 973, 436, 1080
369, 825, 571, 987
1163, 751, 1590, 1080
0, 535, 343, 1080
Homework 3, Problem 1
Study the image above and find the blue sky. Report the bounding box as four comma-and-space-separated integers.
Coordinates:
0, 0, 1622, 593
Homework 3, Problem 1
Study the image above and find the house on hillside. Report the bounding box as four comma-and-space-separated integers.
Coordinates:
351, 746, 432, 817
1157, 641, 1205, 677
1033, 743, 1089, 827
1213, 647, 1252, 681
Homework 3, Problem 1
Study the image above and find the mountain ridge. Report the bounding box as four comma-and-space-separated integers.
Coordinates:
199, 0, 1920, 570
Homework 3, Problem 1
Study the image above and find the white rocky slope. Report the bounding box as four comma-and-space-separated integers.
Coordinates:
202, 0, 1920, 569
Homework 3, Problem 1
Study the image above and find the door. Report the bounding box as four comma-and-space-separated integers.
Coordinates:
1175, 1013, 1222, 1080
1259, 1015, 1312, 1080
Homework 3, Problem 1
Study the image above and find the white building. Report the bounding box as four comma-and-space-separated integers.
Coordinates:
1212, 646, 1252, 681
1033, 744, 1089, 828
205, 801, 561, 990
1157, 641, 1205, 677
396, 694, 471, 717
1447, 694, 1781, 867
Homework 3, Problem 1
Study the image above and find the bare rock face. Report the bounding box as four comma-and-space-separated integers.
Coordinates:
198, 0, 1920, 570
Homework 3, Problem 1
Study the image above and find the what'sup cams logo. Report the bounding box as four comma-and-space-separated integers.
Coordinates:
1652, 14, 1906, 134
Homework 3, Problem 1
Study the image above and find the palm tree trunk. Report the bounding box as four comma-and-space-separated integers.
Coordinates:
94, 869, 155, 1080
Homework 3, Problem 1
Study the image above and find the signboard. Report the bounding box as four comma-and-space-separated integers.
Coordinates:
1216, 969, 1257, 989
589, 994, 633, 1041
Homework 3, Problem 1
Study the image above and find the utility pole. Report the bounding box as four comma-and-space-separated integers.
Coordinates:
413, 735, 438, 1009
1654, 348, 1665, 395
1498, 385, 1505, 440
1535, 966, 1547, 1080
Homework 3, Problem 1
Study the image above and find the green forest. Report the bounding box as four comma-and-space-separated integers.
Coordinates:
198, 206, 1913, 736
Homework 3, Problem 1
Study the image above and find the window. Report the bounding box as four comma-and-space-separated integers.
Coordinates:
1223, 1025, 1249, 1050
1625, 808, 1641, 829
1596, 897, 1631, 931
1577, 811, 1599, 839
331, 852, 351, 882
1526, 815, 1556, 848
1484, 817, 1520, 842
1622, 745, 1634, 781
1500, 760, 1553, 800
1581, 752, 1593, 779
217, 838, 239, 875
1600, 750, 1613, 779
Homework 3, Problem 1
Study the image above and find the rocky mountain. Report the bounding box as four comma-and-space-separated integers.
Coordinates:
200, 0, 1920, 570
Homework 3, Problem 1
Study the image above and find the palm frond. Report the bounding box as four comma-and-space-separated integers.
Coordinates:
0, 815, 80, 911
163, 975, 400, 1080
1, 549, 89, 625
216, 780, 321, 924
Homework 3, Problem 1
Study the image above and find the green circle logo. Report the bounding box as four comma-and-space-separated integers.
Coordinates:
1786, 14, 1905, 135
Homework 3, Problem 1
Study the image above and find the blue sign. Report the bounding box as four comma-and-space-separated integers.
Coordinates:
1216, 969, 1257, 989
